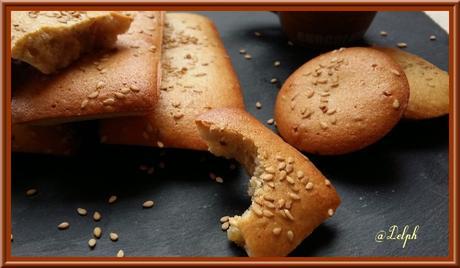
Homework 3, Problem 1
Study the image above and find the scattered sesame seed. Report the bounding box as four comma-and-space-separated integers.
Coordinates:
263, 209, 274, 217
287, 157, 294, 164
157, 141, 164, 148
390, 69, 401, 76
102, 98, 115, 106
270, 78, 278, 84
397, 42, 407, 48
328, 208, 334, 216
244, 54, 252, 60
215, 176, 224, 183
96, 81, 106, 89
296, 170, 304, 179
130, 85, 140, 92
267, 118, 275, 125
289, 193, 301, 200
265, 166, 276, 173
93, 211, 101, 221
261, 173, 274, 181
320, 122, 328, 129
325, 179, 331, 186
273, 61, 281, 67
108, 195, 117, 204
80, 99, 89, 109
239, 49, 246, 54
117, 249, 124, 257
25, 188, 37, 196
57, 222, 70, 230
272, 227, 282, 235
286, 176, 295, 184
88, 238, 96, 249
287, 230, 294, 241
110, 232, 119, 241
255, 101, 262, 109
77, 208, 87, 216
430, 35, 436, 40
306, 182, 314, 190
278, 170, 287, 181
251, 205, 263, 216
87, 91, 99, 99
143, 200, 154, 208
383, 90, 392, 96
379, 31, 388, 36
93, 227, 102, 238
392, 99, 400, 109
254, 31, 262, 37
284, 209, 295, 221
120, 87, 131, 94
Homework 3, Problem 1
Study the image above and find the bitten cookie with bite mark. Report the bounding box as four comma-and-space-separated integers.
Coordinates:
12, 124, 79, 155
12, 11, 164, 125
11, 11, 133, 74
195, 108, 340, 256
274, 47, 410, 155
376, 47, 449, 120
99, 13, 245, 150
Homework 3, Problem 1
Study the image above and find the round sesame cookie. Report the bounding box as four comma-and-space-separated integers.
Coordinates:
274, 47, 410, 155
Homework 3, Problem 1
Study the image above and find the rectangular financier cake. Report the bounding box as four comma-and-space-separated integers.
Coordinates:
99, 13, 245, 150
12, 11, 164, 125
11, 11, 133, 74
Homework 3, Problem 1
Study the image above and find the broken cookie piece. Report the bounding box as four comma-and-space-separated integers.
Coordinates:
11, 11, 133, 74
195, 108, 340, 256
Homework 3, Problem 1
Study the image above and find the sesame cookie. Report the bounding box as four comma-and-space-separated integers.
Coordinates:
274, 47, 410, 155
99, 13, 245, 150
12, 124, 79, 155
12, 11, 164, 125
195, 108, 340, 256
376, 47, 449, 120
12, 11, 133, 74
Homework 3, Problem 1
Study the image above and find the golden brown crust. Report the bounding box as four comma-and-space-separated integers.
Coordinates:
12, 11, 164, 125
376, 47, 449, 120
274, 47, 410, 155
195, 108, 340, 256
11, 11, 133, 74
99, 13, 245, 151
12, 124, 79, 155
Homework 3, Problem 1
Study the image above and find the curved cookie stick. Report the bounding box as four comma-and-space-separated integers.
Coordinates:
196, 108, 340, 256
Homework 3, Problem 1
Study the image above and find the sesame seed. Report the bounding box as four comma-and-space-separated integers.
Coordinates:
276, 155, 284, 161
320, 122, 328, 129
251, 205, 263, 216
265, 166, 276, 173
288, 41, 294, 46
286, 164, 293, 173
287, 230, 294, 241
173, 112, 184, 120
80, 99, 89, 109
77, 208, 87, 216
88, 238, 96, 249
286, 176, 295, 184
117, 249, 124, 257
287, 157, 294, 164
273, 61, 281, 67
254, 31, 262, 37
267, 182, 275, 188
285, 200, 292, 209
284, 209, 295, 221
96, 81, 106, 89
130, 85, 140, 92
221, 222, 230, 231
57, 222, 70, 230
277, 199, 285, 208
264, 201, 275, 209
296, 171, 304, 179
157, 141, 164, 148
255, 101, 262, 109
114, 92, 126, 99
103, 98, 115, 106
239, 49, 246, 54
278, 170, 287, 181
93, 227, 102, 238
263, 209, 274, 217
87, 91, 99, 99
93, 211, 101, 221
148, 45, 157, 52
270, 78, 278, 84
278, 162, 286, 170
289, 193, 301, 200
380, 31, 388, 36
108, 195, 117, 204
244, 54, 252, 60
397, 42, 407, 48
383, 90, 392, 96
215, 176, 224, 183
430, 35, 436, 40
272, 227, 282, 235
26, 188, 37, 196
390, 69, 401, 76
110, 232, 119, 241
120, 87, 130, 94
143, 200, 154, 208
261, 173, 274, 181
328, 208, 334, 216
392, 99, 400, 109
306, 182, 314, 190
325, 179, 331, 186
220, 216, 230, 223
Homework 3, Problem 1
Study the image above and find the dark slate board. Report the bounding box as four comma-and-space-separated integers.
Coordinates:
11, 11, 449, 257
